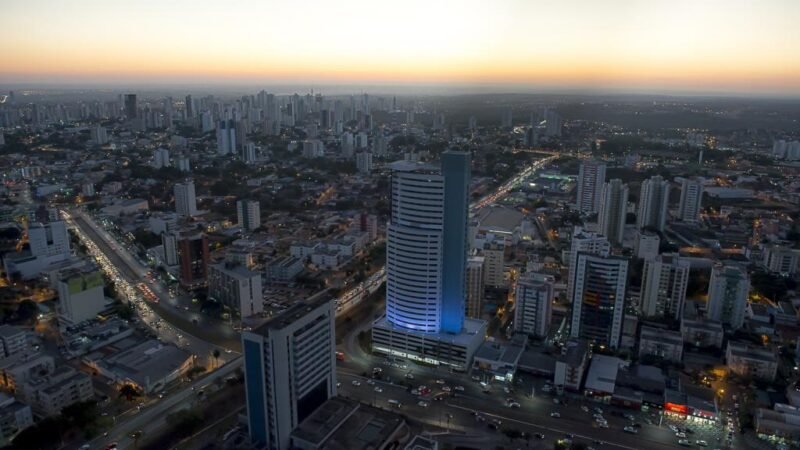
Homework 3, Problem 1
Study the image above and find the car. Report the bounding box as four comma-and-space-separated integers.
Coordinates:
696, 440, 708, 447
598, 421, 609, 428
534, 433, 545, 439
488, 422, 499, 430
581, 406, 590, 412
454, 385, 465, 391
508, 401, 520, 408
550, 412, 561, 418
80, 445, 91, 450
553, 398, 560, 404
411, 389, 419, 395
367, 379, 376, 385
623, 426, 638, 434
374, 386, 383, 393
624, 413, 635, 421
373, 367, 383, 373
594, 407, 603, 414
336, 382, 341, 387
685, 427, 695, 434
405, 373, 414, 379
441, 386, 451, 392
669, 425, 680, 432
676, 432, 687, 438
471, 375, 481, 381
417, 401, 429, 407
435, 379, 445, 384
503, 386, 511, 393
593, 440, 605, 446
678, 439, 691, 447
351, 380, 361, 386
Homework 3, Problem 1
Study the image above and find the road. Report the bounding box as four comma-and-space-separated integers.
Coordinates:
88, 358, 242, 450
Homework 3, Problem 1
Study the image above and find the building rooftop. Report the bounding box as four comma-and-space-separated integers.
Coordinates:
86, 339, 192, 387
0, 325, 25, 340
372, 316, 487, 346
585, 354, 625, 394
291, 397, 404, 450
640, 326, 683, 345
253, 291, 333, 334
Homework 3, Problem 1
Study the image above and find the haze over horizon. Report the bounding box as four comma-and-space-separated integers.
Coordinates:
2, 0, 800, 96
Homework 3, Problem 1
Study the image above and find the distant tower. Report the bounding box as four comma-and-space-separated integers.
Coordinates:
637, 175, 670, 231
678, 178, 703, 223
576, 160, 606, 214
124, 94, 138, 120
174, 180, 197, 217
597, 179, 628, 246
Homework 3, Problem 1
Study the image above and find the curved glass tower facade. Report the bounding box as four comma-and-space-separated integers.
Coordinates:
385, 152, 469, 334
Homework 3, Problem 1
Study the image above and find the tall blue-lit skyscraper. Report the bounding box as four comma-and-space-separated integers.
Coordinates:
440, 151, 470, 333
374, 151, 486, 370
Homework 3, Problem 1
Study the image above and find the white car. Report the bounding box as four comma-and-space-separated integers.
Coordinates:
441, 386, 451, 392
454, 385, 465, 392
550, 412, 561, 418
623, 426, 638, 434
351, 380, 361, 387
435, 379, 446, 384
417, 401, 429, 407
374, 386, 383, 393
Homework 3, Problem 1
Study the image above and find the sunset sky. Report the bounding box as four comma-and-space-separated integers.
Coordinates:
2, 0, 799, 94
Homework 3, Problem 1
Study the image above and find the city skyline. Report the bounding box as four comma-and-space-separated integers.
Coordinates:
2, 0, 800, 96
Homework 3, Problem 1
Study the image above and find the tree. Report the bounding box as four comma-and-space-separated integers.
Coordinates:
16, 300, 38, 322
166, 409, 204, 438
212, 349, 221, 369
119, 384, 142, 401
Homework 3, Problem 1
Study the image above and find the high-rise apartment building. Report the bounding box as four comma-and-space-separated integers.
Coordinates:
356, 151, 373, 174
237, 200, 261, 233
597, 179, 628, 246
637, 175, 670, 231
174, 180, 197, 217
466, 256, 485, 319
678, 178, 703, 223
566, 228, 610, 302
28, 221, 70, 259
57, 268, 105, 325
640, 254, 690, 319
242, 295, 336, 450
178, 233, 209, 288
153, 148, 170, 169
161, 233, 179, 266
481, 237, 506, 289
707, 264, 750, 329
514, 273, 554, 338
576, 160, 606, 214
216, 119, 237, 155
123, 94, 137, 120
569, 253, 628, 348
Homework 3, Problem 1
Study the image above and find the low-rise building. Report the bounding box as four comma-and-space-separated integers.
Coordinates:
639, 326, 684, 363
726, 342, 778, 381
266, 256, 303, 284
553, 339, 589, 392
83, 338, 193, 394
18, 366, 93, 416
0, 326, 27, 360
681, 317, 724, 349
0, 393, 33, 446
755, 403, 800, 445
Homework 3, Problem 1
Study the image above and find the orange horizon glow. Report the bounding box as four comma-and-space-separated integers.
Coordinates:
2, 0, 800, 94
